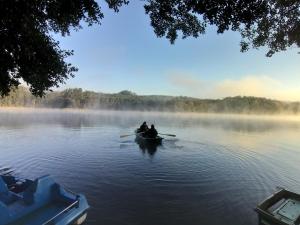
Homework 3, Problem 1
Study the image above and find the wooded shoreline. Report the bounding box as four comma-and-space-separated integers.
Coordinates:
1, 87, 300, 115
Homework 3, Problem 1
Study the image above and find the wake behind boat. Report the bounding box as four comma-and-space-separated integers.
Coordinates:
0, 174, 89, 225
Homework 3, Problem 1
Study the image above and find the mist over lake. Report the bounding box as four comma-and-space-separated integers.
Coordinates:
1, 109, 300, 225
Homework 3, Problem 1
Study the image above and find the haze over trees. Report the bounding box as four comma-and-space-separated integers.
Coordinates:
1, 0, 300, 96
1, 87, 300, 114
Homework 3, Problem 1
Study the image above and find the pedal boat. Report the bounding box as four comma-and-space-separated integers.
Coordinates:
0, 175, 89, 225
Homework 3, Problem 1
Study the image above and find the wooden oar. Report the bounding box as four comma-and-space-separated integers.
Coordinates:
120, 131, 145, 138
120, 134, 135, 138
158, 133, 176, 137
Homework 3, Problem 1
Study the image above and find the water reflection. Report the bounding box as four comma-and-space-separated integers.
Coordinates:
1, 109, 300, 225
1, 109, 300, 133
135, 139, 159, 157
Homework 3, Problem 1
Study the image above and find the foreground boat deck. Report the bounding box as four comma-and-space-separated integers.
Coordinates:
1, 175, 89, 225
8, 202, 66, 225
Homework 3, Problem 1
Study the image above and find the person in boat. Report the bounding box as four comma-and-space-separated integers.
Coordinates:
138, 121, 149, 133
144, 124, 158, 138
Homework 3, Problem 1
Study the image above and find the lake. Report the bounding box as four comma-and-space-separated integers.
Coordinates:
1, 109, 300, 225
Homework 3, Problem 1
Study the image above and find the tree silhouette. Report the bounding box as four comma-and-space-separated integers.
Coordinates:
1, 0, 299, 96
0, 0, 128, 96
1, 87, 300, 114
144, 0, 300, 56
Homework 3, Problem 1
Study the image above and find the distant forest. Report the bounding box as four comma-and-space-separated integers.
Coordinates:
1, 87, 300, 114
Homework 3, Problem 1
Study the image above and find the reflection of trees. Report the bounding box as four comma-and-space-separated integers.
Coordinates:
1, 110, 300, 133
158, 116, 300, 133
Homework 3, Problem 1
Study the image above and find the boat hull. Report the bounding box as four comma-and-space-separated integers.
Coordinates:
135, 130, 163, 145
256, 189, 300, 225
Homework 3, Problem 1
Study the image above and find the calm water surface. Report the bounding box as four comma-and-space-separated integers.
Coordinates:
1, 109, 300, 225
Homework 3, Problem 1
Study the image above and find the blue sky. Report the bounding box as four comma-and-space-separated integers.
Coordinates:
55, 1, 300, 101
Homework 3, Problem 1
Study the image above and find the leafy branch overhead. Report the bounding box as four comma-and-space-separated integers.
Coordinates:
1, 0, 299, 96
0, 0, 128, 97
144, 0, 300, 57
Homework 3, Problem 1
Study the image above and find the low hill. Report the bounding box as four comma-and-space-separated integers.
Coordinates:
1, 87, 300, 114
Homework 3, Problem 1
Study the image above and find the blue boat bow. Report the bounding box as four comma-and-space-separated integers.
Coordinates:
0, 175, 89, 225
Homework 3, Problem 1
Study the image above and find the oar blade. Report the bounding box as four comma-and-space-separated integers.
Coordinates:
120, 131, 145, 138
120, 134, 134, 138
159, 133, 176, 137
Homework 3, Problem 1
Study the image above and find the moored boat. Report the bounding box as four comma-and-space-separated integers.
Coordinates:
0, 174, 89, 225
256, 189, 300, 225
135, 129, 163, 145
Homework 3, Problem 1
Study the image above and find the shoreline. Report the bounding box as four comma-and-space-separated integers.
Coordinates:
1, 106, 300, 121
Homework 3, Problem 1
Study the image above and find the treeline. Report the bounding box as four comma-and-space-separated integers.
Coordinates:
1, 87, 300, 114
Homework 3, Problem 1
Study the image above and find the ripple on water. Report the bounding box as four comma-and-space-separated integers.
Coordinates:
1, 111, 300, 225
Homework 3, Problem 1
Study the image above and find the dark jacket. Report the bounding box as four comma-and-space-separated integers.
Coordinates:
138, 123, 149, 133
145, 127, 158, 138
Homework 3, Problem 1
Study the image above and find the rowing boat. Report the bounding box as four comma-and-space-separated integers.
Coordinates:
135, 129, 163, 145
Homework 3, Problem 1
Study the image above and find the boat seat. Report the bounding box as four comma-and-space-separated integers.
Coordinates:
23, 175, 56, 206
0, 176, 20, 205
0, 176, 8, 193
1, 176, 17, 187
0, 176, 10, 204
0, 176, 56, 225
52, 183, 77, 204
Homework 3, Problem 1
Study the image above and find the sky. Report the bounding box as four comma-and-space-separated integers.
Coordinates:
55, 1, 300, 101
